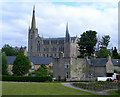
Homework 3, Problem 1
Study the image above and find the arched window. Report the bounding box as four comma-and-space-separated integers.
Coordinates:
37, 41, 40, 52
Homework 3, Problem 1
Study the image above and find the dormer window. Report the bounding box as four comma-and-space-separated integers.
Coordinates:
31, 35, 33, 39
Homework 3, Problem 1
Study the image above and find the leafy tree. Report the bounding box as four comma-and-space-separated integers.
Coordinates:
117, 54, 120, 59
18, 46, 24, 54
100, 35, 110, 48
98, 48, 111, 58
12, 53, 31, 76
34, 64, 52, 76
114, 69, 119, 73
78, 30, 97, 56
2, 44, 25, 56
112, 47, 118, 59
2, 44, 15, 56
2, 53, 9, 75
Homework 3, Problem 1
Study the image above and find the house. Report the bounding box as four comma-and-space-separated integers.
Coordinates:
87, 56, 120, 78
53, 54, 120, 80
6, 56, 53, 75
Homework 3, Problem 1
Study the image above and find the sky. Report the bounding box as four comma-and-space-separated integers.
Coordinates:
0, 0, 119, 51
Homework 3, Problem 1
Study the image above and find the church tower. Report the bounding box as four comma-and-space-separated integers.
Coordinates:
28, 6, 38, 56
64, 23, 71, 58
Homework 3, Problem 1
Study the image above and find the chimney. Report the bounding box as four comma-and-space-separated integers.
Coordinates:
107, 55, 111, 61
24, 47, 27, 56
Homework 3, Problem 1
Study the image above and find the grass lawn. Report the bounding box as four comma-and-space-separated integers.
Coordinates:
107, 90, 120, 96
2, 82, 95, 95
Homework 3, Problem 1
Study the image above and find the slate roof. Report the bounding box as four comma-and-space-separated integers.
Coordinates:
6, 56, 16, 65
29, 57, 52, 65
88, 58, 120, 66
112, 59, 120, 66
43, 37, 76, 40
88, 58, 107, 66
6, 56, 53, 65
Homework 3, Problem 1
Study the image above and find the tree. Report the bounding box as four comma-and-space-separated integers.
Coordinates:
78, 30, 97, 57
18, 46, 24, 54
2, 44, 15, 56
2, 53, 9, 75
98, 48, 111, 58
112, 47, 118, 59
100, 35, 110, 48
12, 53, 31, 76
34, 64, 52, 76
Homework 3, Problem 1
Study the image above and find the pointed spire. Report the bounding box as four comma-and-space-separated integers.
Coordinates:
65, 22, 71, 42
66, 22, 69, 34
31, 5, 36, 29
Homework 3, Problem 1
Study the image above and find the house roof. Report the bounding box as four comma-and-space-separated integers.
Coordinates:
6, 56, 53, 65
88, 58, 120, 66
88, 58, 107, 66
111, 59, 120, 66
29, 57, 52, 65
6, 56, 16, 65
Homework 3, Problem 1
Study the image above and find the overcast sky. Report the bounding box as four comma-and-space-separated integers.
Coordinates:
0, 0, 119, 50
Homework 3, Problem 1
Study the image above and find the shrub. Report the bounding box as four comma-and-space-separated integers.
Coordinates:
2, 75, 52, 82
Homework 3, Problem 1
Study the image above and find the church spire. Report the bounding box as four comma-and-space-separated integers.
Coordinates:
65, 22, 71, 42
31, 5, 36, 29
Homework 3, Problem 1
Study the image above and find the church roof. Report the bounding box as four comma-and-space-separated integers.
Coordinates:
43, 37, 76, 40
6, 56, 53, 65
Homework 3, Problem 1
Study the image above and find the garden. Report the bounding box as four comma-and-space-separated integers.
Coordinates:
72, 81, 119, 91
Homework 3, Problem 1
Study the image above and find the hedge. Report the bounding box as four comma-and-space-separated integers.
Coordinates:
2, 75, 52, 82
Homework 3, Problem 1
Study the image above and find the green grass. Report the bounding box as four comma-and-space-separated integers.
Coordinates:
107, 90, 120, 96
2, 82, 95, 95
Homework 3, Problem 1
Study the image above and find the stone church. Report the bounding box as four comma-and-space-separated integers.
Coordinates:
28, 6, 79, 58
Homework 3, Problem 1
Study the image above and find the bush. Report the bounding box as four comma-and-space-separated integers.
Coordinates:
73, 81, 118, 91
2, 75, 52, 82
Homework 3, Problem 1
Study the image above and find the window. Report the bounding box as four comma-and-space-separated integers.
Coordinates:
44, 48, 45, 51
66, 72, 69, 78
43, 54, 45, 57
31, 66, 35, 70
59, 47, 64, 52
37, 42, 40, 52
64, 63, 70, 68
47, 54, 48, 57
31, 35, 33, 39
51, 54, 53, 57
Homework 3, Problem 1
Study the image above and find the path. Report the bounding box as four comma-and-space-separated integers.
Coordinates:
61, 82, 118, 95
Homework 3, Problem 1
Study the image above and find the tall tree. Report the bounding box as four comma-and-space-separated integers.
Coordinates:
78, 30, 97, 57
12, 53, 31, 76
98, 47, 111, 58
2, 44, 15, 56
2, 53, 9, 75
112, 47, 118, 59
100, 35, 110, 48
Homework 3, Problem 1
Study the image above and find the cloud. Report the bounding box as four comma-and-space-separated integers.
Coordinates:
1, 1, 118, 49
